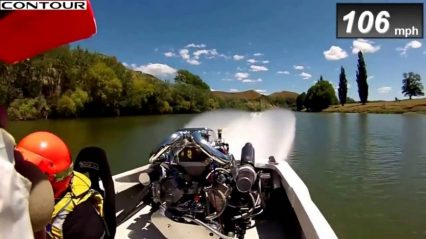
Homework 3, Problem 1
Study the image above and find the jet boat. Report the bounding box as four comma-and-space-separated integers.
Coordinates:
109, 128, 338, 239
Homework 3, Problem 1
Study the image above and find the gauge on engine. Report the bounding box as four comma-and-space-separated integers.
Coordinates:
179, 147, 202, 162
177, 146, 211, 177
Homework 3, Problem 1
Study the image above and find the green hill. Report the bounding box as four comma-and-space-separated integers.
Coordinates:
0, 46, 299, 120
213, 90, 298, 102
212, 90, 262, 100
267, 91, 298, 108
268, 91, 298, 101
212, 90, 299, 111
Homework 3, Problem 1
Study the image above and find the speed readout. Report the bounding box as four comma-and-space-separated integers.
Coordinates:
337, 3, 423, 38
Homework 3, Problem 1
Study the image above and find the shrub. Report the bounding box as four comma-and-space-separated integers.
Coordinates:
8, 96, 49, 120
305, 77, 338, 112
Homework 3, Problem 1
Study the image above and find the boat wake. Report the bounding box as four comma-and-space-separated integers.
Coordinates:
185, 109, 296, 163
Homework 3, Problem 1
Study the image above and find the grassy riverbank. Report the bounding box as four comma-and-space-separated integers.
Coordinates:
324, 98, 426, 114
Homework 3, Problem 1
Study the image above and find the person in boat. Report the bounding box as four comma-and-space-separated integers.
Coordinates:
0, 107, 54, 239
16, 131, 107, 239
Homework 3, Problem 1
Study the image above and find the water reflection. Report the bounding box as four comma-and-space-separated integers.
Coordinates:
7, 112, 426, 239
291, 113, 426, 239
9, 115, 195, 173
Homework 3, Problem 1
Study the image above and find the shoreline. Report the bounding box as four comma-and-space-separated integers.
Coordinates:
323, 98, 426, 114
7, 98, 426, 121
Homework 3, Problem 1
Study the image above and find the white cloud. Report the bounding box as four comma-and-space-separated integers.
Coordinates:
234, 72, 262, 83
122, 62, 129, 67
250, 65, 268, 72
407, 40, 422, 48
277, 71, 290, 75
193, 49, 218, 59
247, 59, 257, 64
323, 46, 348, 60
352, 39, 381, 54
193, 50, 208, 59
229, 89, 239, 92
367, 76, 374, 81
186, 43, 206, 48
179, 49, 211, 65
235, 72, 250, 80
255, 89, 267, 94
211, 88, 216, 91
134, 63, 177, 79
187, 59, 201, 65
294, 65, 304, 70
179, 49, 190, 60
300, 72, 312, 80
164, 52, 175, 57
221, 78, 233, 81
347, 83, 351, 89
253, 53, 263, 56
233, 55, 245, 61
396, 40, 422, 56
377, 86, 392, 94
262, 60, 270, 64
242, 78, 262, 83
208, 50, 219, 58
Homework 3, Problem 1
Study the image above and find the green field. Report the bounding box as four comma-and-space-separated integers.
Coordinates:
324, 98, 426, 114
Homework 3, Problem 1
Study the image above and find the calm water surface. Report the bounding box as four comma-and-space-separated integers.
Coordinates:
8, 113, 426, 239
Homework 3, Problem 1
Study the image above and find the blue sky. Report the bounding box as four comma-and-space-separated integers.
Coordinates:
76, 0, 426, 100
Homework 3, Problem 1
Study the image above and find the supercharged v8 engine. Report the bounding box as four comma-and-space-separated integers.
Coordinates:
140, 128, 265, 239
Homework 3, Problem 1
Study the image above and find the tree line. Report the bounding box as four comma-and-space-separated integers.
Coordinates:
296, 51, 424, 112
0, 46, 294, 120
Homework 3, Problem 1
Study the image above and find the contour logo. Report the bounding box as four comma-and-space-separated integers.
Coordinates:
0, 1, 87, 10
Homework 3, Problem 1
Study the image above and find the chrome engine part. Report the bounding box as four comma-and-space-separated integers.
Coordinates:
235, 164, 257, 193
145, 128, 264, 239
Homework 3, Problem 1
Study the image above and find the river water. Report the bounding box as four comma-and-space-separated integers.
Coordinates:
8, 112, 426, 239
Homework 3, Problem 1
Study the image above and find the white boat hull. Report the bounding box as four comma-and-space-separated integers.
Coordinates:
112, 161, 338, 239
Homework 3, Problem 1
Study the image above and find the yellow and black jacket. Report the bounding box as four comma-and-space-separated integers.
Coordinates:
47, 171, 104, 239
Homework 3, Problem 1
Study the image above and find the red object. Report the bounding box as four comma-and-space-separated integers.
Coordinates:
17, 131, 73, 198
194, 195, 201, 203
0, 0, 97, 64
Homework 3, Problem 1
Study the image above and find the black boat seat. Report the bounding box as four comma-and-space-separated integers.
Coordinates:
74, 146, 116, 239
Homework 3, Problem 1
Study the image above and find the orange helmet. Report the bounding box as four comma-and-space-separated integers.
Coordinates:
17, 131, 73, 198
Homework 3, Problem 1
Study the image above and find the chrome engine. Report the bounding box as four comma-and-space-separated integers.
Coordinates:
141, 128, 264, 239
